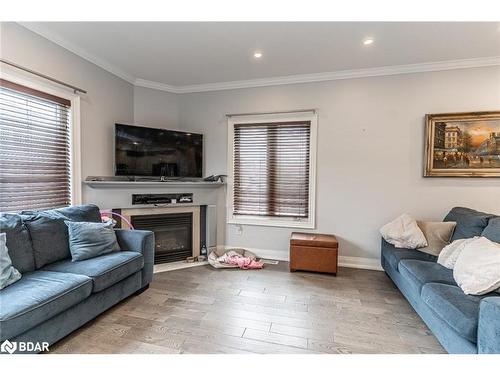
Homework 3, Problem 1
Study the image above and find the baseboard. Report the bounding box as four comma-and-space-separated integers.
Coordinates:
338, 256, 383, 271
220, 245, 383, 271
154, 261, 208, 273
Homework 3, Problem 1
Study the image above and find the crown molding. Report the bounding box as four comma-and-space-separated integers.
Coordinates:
19, 22, 136, 85
137, 56, 500, 94
133, 78, 181, 94
18, 23, 500, 94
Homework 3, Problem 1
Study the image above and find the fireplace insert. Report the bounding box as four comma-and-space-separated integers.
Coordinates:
131, 213, 193, 263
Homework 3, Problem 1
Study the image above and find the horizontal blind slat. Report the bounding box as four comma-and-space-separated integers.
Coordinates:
0, 105, 70, 126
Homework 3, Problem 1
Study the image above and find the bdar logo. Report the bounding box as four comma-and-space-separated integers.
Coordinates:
1, 340, 17, 354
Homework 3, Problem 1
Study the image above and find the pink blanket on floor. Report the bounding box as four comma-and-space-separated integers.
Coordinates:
226, 255, 264, 269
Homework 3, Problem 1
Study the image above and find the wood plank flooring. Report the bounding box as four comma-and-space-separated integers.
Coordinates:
50, 263, 445, 354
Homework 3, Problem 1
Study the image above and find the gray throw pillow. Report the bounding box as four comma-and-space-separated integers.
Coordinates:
65, 221, 120, 261
0, 233, 22, 290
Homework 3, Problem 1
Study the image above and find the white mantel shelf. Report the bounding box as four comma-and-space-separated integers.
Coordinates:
84, 180, 225, 189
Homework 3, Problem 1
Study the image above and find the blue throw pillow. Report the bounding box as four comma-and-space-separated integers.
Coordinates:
0, 233, 22, 290
482, 217, 500, 243
65, 221, 120, 261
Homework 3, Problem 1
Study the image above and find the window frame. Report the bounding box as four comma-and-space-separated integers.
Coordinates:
0, 71, 82, 208
227, 111, 317, 229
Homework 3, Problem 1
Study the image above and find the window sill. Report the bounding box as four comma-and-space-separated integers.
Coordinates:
227, 217, 315, 229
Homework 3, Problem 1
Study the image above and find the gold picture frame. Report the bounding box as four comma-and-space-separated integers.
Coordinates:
424, 111, 500, 177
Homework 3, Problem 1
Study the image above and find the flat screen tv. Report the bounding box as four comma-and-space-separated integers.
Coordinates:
115, 124, 203, 178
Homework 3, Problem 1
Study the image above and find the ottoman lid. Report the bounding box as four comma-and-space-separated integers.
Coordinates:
290, 232, 338, 248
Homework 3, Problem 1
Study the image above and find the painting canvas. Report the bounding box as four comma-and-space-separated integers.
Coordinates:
424, 111, 500, 177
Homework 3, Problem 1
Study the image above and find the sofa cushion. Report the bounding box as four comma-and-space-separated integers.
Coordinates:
23, 205, 103, 269
22, 204, 102, 223
381, 240, 437, 271
24, 214, 71, 269
421, 283, 496, 343
399, 259, 456, 293
0, 270, 92, 340
482, 216, 500, 243
0, 214, 35, 273
42, 251, 144, 293
444, 207, 493, 241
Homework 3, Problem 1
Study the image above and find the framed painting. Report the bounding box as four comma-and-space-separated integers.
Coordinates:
424, 111, 500, 177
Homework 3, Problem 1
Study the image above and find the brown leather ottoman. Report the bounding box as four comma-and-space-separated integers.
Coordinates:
289, 232, 338, 275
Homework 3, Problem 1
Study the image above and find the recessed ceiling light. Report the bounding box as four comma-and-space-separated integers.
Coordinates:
363, 38, 374, 46
253, 51, 263, 59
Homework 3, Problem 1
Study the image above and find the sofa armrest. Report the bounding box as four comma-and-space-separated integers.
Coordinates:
478, 296, 500, 354
115, 229, 155, 287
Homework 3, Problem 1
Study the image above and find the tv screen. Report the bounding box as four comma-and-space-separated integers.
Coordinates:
115, 124, 203, 177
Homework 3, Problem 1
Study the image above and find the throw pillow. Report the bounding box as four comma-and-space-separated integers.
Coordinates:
0, 233, 22, 290
437, 237, 478, 269
380, 214, 428, 249
453, 236, 500, 295
416, 221, 457, 256
66, 221, 121, 261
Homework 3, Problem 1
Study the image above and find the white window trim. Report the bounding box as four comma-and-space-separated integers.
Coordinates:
227, 111, 317, 229
0, 71, 82, 206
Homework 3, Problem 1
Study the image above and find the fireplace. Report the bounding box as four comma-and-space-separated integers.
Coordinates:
115, 206, 202, 264
131, 213, 193, 264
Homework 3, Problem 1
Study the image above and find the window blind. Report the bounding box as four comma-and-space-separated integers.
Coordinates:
233, 121, 311, 218
0, 79, 72, 212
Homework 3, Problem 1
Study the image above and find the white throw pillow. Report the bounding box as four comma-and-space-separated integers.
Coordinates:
453, 237, 500, 295
437, 237, 478, 269
380, 214, 428, 249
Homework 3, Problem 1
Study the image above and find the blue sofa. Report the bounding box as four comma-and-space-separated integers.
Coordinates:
381, 207, 500, 354
0, 204, 154, 353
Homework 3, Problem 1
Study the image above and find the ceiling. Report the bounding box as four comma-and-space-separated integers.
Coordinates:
21, 22, 500, 92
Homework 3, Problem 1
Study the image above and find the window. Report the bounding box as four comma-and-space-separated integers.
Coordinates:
0, 79, 76, 212
227, 112, 317, 228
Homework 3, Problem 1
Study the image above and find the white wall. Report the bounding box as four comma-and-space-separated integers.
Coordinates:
133, 86, 179, 129
0, 23, 135, 202
178, 66, 500, 261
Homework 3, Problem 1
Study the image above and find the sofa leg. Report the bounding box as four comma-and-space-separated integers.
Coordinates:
134, 284, 149, 295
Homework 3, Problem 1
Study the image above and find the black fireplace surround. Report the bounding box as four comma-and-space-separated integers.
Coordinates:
131, 213, 193, 263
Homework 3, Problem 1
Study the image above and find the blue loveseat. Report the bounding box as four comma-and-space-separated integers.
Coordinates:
0, 204, 154, 353
381, 207, 500, 354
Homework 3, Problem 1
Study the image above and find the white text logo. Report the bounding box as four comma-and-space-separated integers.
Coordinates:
0, 340, 49, 354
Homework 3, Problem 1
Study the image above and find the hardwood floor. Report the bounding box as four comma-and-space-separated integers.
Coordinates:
50, 263, 445, 354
